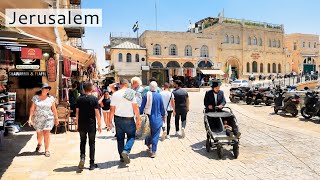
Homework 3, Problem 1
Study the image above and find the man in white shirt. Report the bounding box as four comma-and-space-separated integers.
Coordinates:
109, 79, 141, 164
160, 83, 175, 139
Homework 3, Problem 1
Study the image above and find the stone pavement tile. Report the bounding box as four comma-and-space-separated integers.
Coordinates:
45, 174, 83, 180
2, 173, 29, 180
29, 171, 49, 179
129, 175, 147, 180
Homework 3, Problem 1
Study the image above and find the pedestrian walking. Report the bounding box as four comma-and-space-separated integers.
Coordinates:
98, 91, 111, 130
28, 83, 59, 157
68, 83, 79, 117
172, 80, 189, 138
76, 82, 102, 170
140, 81, 165, 158
108, 79, 141, 164
142, 77, 161, 97
131, 77, 144, 107
160, 83, 175, 139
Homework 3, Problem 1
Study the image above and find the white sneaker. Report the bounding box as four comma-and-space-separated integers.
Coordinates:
181, 128, 185, 138
175, 131, 180, 137
166, 135, 170, 139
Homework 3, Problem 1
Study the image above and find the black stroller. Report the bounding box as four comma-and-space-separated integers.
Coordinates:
204, 107, 240, 159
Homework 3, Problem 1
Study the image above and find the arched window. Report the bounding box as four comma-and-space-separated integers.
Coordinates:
118, 53, 123, 62
135, 54, 139, 62
293, 42, 297, 50
272, 63, 276, 73
252, 61, 258, 73
308, 42, 311, 48
260, 63, 263, 73
230, 35, 234, 44
278, 63, 281, 73
225, 35, 229, 43
253, 37, 257, 45
169, 44, 177, 56
246, 62, 250, 73
314, 42, 317, 48
153, 44, 161, 55
273, 40, 276, 47
259, 38, 262, 46
200, 45, 209, 57
184, 45, 192, 56
236, 36, 240, 44
303, 42, 305, 47
248, 37, 251, 45
126, 53, 132, 62
269, 39, 271, 47
268, 63, 271, 73
278, 40, 281, 48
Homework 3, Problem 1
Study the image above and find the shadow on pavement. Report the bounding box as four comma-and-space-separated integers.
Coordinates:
299, 117, 320, 124
16, 151, 44, 156
96, 160, 128, 170
97, 136, 117, 140
0, 133, 33, 177
53, 166, 86, 173
191, 140, 236, 160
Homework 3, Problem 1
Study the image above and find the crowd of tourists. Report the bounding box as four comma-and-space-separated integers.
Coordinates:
27, 77, 190, 170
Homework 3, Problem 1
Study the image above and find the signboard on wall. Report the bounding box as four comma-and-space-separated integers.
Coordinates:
9, 71, 47, 76
21, 48, 42, 59
46, 57, 57, 82
251, 53, 260, 60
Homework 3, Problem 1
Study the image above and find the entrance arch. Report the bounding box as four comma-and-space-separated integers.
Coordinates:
166, 61, 180, 68
183, 62, 195, 68
151, 61, 164, 68
226, 56, 240, 79
197, 59, 213, 69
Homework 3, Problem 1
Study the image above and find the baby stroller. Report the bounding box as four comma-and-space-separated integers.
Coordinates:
204, 107, 240, 159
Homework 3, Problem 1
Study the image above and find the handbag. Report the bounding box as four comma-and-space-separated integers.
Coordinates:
136, 114, 151, 139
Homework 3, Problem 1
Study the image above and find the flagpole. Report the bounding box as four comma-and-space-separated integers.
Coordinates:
137, 28, 139, 45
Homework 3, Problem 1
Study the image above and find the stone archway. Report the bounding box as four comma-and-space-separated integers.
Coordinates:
226, 56, 241, 79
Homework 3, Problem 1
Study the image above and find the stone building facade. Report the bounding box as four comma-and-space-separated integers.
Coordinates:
109, 41, 147, 82
106, 16, 319, 84
284, 33, 319, 74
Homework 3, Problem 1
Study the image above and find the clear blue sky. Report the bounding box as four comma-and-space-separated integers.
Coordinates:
82, 0, 320, 70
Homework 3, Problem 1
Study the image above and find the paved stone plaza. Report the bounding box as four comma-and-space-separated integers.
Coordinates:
1, 85, 320, 180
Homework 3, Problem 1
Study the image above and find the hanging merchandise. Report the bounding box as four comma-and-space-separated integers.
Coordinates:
63, 58, 71, 77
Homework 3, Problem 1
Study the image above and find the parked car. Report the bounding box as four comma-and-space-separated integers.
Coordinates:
231, 80, 249, 88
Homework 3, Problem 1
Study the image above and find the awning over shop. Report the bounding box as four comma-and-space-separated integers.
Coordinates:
200, 70, 225, 75
0, 0, 95, 67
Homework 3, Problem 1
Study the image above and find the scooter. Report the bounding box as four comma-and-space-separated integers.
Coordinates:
262, 89, 274, 106
273, 89, 300, 117
300, 91, 320, 119
245, 87, 263, 105
229, 87, 250, 103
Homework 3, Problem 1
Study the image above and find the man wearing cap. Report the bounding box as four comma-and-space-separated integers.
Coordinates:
109, 79, 141, 164
204, 80, 226, 112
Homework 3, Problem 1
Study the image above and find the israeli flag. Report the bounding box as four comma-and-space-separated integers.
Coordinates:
132, 21, 139, 32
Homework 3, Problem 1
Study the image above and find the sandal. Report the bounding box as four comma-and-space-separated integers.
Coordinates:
44, 151, 50, 157
35, 144, 41, 152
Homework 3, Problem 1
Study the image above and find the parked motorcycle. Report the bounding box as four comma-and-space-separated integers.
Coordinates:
300, 91, 320, 119
259, 74, 266, 81
273, 89, 300, 117
245, 87, 264, 105
261, 88, 274, 106
229, 87, 250, 103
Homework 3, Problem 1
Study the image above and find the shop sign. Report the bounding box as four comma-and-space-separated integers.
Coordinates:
141, 65, 150, 71
15, 59, 40, 70
47, 57, 57, 82
21, 48, 42, 59
8, 71, 47, 76
251, 53, 260, 59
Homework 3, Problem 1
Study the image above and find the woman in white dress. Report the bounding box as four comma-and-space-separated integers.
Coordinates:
28, 83, 59, 157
